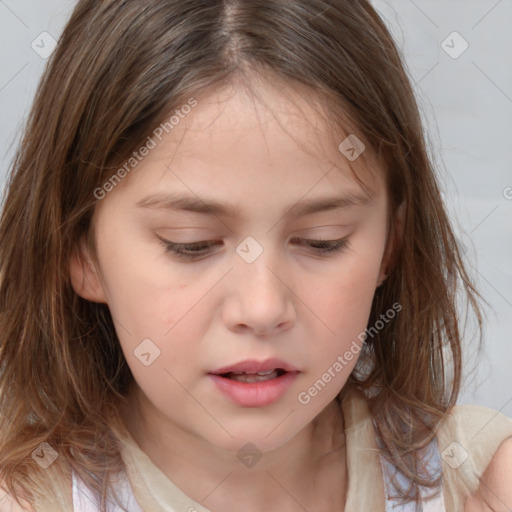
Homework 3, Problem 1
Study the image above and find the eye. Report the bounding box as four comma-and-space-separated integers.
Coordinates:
157, 236, 221, 260
157, 235, 350, 261
291, 237, 349, 253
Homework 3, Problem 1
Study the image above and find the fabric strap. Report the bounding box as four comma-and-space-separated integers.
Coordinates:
377, 436, 447, 511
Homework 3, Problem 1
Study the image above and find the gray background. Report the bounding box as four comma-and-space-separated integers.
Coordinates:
0, 1, 510, 413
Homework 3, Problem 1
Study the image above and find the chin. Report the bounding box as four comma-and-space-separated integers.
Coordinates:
198, 415, 311, 455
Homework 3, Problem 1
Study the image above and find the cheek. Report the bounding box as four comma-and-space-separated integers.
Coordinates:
102, 271, 207, 353
97, 249, 215, 373
95, 229, 182, 325
303, 242, 385, 364
318, 243, 384, 320
308, 275, 374, 353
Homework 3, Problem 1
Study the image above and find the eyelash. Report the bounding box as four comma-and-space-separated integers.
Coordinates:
157, 236, 349, 260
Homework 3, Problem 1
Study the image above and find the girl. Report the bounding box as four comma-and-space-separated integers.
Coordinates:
0, 1, 511, 511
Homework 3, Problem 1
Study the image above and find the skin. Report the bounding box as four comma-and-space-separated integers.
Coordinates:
464, 437, 512, 512
60, 76, 512, 512
70, 79, 390, 512
2, 76, 509, 512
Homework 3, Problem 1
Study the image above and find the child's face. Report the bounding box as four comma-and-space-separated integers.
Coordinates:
72, 81, 392, 453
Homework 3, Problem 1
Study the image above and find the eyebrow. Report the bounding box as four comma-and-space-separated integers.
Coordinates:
135, 191, 372, 218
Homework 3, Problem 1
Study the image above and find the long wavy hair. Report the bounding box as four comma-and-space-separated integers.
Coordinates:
0, 0, 483, 509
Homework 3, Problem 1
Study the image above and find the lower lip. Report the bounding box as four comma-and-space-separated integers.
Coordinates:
208, 372, 299, 407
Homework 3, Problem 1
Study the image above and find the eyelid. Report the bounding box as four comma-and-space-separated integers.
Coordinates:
156, 235, 220, 253
156, 234, 350, 260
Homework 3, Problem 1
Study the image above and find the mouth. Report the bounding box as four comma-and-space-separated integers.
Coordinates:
209, 357, 300, 376
208, 359, 300, 407
215, 368, 288, 383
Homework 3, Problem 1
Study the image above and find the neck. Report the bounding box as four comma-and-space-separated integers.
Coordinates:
120, 383, 347, 512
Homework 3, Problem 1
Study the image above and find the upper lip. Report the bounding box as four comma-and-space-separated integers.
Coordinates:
209, 358, 300, 375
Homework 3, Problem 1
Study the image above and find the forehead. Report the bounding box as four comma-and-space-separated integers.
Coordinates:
170, 79, 377, 172
102, 77, 386, 210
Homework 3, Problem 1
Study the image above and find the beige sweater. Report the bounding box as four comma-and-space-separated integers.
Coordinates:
4, 388, 512, 511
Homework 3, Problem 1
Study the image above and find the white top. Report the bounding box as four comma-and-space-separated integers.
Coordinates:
72, 470, 143, 512
23, 387, 512, 511
72, 451, 447, 512
72, 426, 447, 512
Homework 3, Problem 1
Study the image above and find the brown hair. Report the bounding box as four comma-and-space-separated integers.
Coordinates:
0, 0, 483, 509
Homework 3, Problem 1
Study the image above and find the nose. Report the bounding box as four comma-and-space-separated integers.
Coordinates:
222, 246, 296, 336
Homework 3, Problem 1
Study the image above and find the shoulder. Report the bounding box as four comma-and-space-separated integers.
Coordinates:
0, 481, 34, 512
444, 402, 512, 431
438, 402, 512, 450
435, 403, 512, 510
464, 436, 512, 511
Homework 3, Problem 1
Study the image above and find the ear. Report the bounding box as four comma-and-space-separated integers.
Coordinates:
69, 236, 108, 303
377, 200, 405, 288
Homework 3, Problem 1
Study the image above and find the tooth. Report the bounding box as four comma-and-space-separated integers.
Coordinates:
230, 370, 276, 376
228, 370, 279, 383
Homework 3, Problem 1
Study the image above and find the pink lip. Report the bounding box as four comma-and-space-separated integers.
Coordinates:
209, 371, 299, 407
210, 358, 299, 375
208, 358, 301, 407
